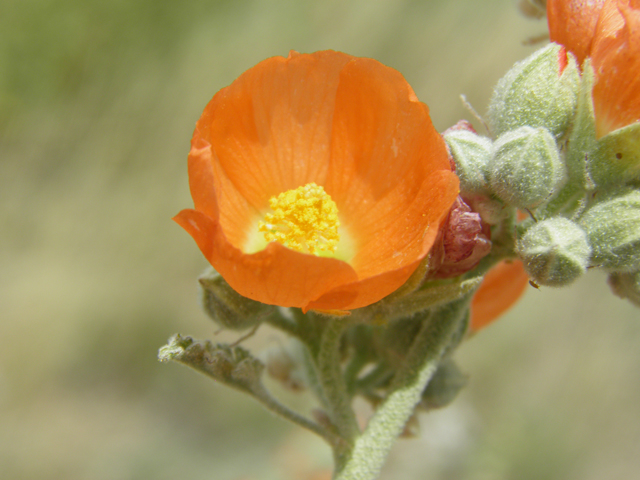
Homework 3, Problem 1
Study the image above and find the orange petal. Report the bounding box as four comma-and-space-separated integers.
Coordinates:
307, 171, 459, 311
199, 50, 353, 210
306, 258, 425, 312
591, 0, 640, 136
547, 0, 606, 67
186, 129, 260, 249
318, 56, 459, 309
547, 0, 640, 136
469, 260, 530, 332
174, 209, 359, 308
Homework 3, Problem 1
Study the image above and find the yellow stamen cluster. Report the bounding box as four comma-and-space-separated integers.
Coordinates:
259, 183, 340, 255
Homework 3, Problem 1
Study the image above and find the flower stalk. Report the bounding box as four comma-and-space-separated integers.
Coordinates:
334, 299, 470, 479
317, 317, 361, 443
158, 334, 346, 450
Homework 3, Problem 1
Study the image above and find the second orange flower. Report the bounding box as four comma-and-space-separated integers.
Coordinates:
175, 51, 459, 312
547, 0, 640, 136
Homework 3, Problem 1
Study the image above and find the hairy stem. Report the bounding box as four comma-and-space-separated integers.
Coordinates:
317, 317, 360, 443
249, 383, 347, 451
334, 299, 469, 480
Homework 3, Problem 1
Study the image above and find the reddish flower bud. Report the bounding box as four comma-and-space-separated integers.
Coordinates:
443, 119, 478, 135
431, 197, 492, 279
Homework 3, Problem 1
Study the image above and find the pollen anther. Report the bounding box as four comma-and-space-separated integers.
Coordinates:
259, 183, 340, 255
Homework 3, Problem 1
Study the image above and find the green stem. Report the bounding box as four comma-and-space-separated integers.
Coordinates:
265, 309, 305, 339
344, 353, 369, 396
293, 308, 323, 350
265, 309, 329, 406
249, 383, 347, 451
334, 299, 469, 480
299, 338, 331, 409
352, 363, 392, 395
160, 335, 348, 452
317, 317, 360, 443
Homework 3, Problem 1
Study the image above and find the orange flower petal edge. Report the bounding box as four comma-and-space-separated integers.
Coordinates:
547, 0, 606, 68
175, 50, 459, 312
469, 260, 530, 332
591, 0, 640, 136
547, 0, 640, 136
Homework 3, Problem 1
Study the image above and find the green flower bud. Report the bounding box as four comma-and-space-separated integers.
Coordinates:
198, 267, 274, 330
580, 189, 640, 272
588, 123, 640, 187
608, 271, 640, 308
444, 129, 492, 194
489, 126, 566, 209
488, 43, 580, 138
517, 218, 591, 286
419, 358, 467, 411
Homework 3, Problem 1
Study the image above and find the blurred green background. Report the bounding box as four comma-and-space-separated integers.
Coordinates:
2, 0, 639, 479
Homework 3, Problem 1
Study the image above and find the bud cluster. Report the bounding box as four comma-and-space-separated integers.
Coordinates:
445, 43, 640, 304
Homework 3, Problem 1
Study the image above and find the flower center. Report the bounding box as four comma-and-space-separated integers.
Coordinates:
258, 183, 339, 255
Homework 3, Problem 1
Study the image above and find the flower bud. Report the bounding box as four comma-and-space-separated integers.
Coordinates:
517, 218, 591, 287
430, 197, 492, 279
487, 43, 580, 138
588, 123, 640, 187
608, 270, 640, 308
463, 193, 510, 225
444, 129, 492, 194
579, 189, 640, 272
488, 126, 566, 209
198, 267, 274, 330
419, 358, 467, 411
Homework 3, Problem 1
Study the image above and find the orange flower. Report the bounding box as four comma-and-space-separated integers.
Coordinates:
547, 0, 606, 68
174, 51, 459, 312
590, 0, 640, 135
548, 0, 640, 136
469, 260, 530, 331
